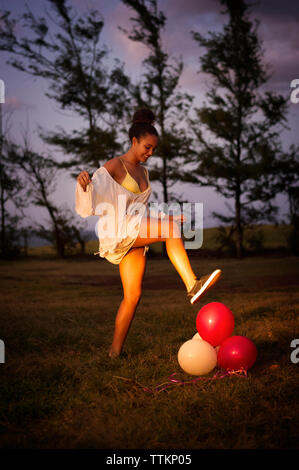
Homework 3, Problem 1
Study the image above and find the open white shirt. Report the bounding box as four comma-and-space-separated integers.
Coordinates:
75, 166, 158, 264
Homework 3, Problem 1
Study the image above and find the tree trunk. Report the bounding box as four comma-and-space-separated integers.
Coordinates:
22, 230, 28, 257
54, 226, 65, 258
235, 185, 243, 258
57, 238, 65, 258
80, 240, 85, 255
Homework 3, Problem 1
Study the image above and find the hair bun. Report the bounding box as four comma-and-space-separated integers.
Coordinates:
132, 108, 155, 125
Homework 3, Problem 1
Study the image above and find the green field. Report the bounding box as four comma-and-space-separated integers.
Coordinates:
0, 251, 298, 449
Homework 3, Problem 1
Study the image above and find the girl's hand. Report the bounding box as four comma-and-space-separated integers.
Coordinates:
77, 171, 92, 192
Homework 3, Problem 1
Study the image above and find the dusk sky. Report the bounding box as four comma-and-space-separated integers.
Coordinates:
0, 0, 298, 237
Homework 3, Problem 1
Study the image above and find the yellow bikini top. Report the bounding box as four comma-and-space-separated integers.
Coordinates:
119, 158, 149, 194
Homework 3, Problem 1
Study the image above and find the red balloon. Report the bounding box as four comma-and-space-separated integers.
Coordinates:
217, 336, 257, 371
196, 302, 234, 347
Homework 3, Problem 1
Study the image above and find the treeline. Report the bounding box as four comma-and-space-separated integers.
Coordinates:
0, 0, 298, 259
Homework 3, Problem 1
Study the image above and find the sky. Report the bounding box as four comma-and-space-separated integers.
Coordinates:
0, 0, 298, 241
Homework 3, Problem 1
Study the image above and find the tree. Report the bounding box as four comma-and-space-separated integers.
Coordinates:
9, 141, 87, 258
274, 145, 299, 255
190, 0, 288, 257
119, 0, 195, 206
0, 104, 29, 258
33, 206, 89, 257
0, 0, 131, 176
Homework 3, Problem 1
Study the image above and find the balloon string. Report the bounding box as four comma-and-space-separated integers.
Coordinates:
113, 368, 247, 394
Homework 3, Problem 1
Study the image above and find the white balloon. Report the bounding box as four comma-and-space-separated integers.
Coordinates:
192, 332, 220, 354
178, 339, 217, 376
192, 332, 202, 340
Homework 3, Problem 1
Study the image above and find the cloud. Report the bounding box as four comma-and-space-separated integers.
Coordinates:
105, 2, 155, 72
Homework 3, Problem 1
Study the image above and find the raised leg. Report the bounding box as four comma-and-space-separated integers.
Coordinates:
131, 215, 197, 292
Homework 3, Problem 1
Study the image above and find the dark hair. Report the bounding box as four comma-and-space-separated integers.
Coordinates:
129, 108, 158, 142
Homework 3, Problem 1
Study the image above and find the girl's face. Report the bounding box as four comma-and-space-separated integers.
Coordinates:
132, 134, 158, 163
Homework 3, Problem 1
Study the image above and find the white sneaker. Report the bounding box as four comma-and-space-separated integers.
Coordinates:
187, 269, 222, 305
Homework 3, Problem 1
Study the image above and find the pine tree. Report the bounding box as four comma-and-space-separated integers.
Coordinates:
274, 145, 299, 255
0, 105, 28, 258
190, 0, 288, 257
9, 141, 87, 258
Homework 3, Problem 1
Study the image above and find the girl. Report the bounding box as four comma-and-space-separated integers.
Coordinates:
76, 108, 222, 358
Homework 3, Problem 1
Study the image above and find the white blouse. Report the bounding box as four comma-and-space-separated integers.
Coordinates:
75, 166, 152, 264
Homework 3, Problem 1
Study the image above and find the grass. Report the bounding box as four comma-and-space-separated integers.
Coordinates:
0, 251, 298, 449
